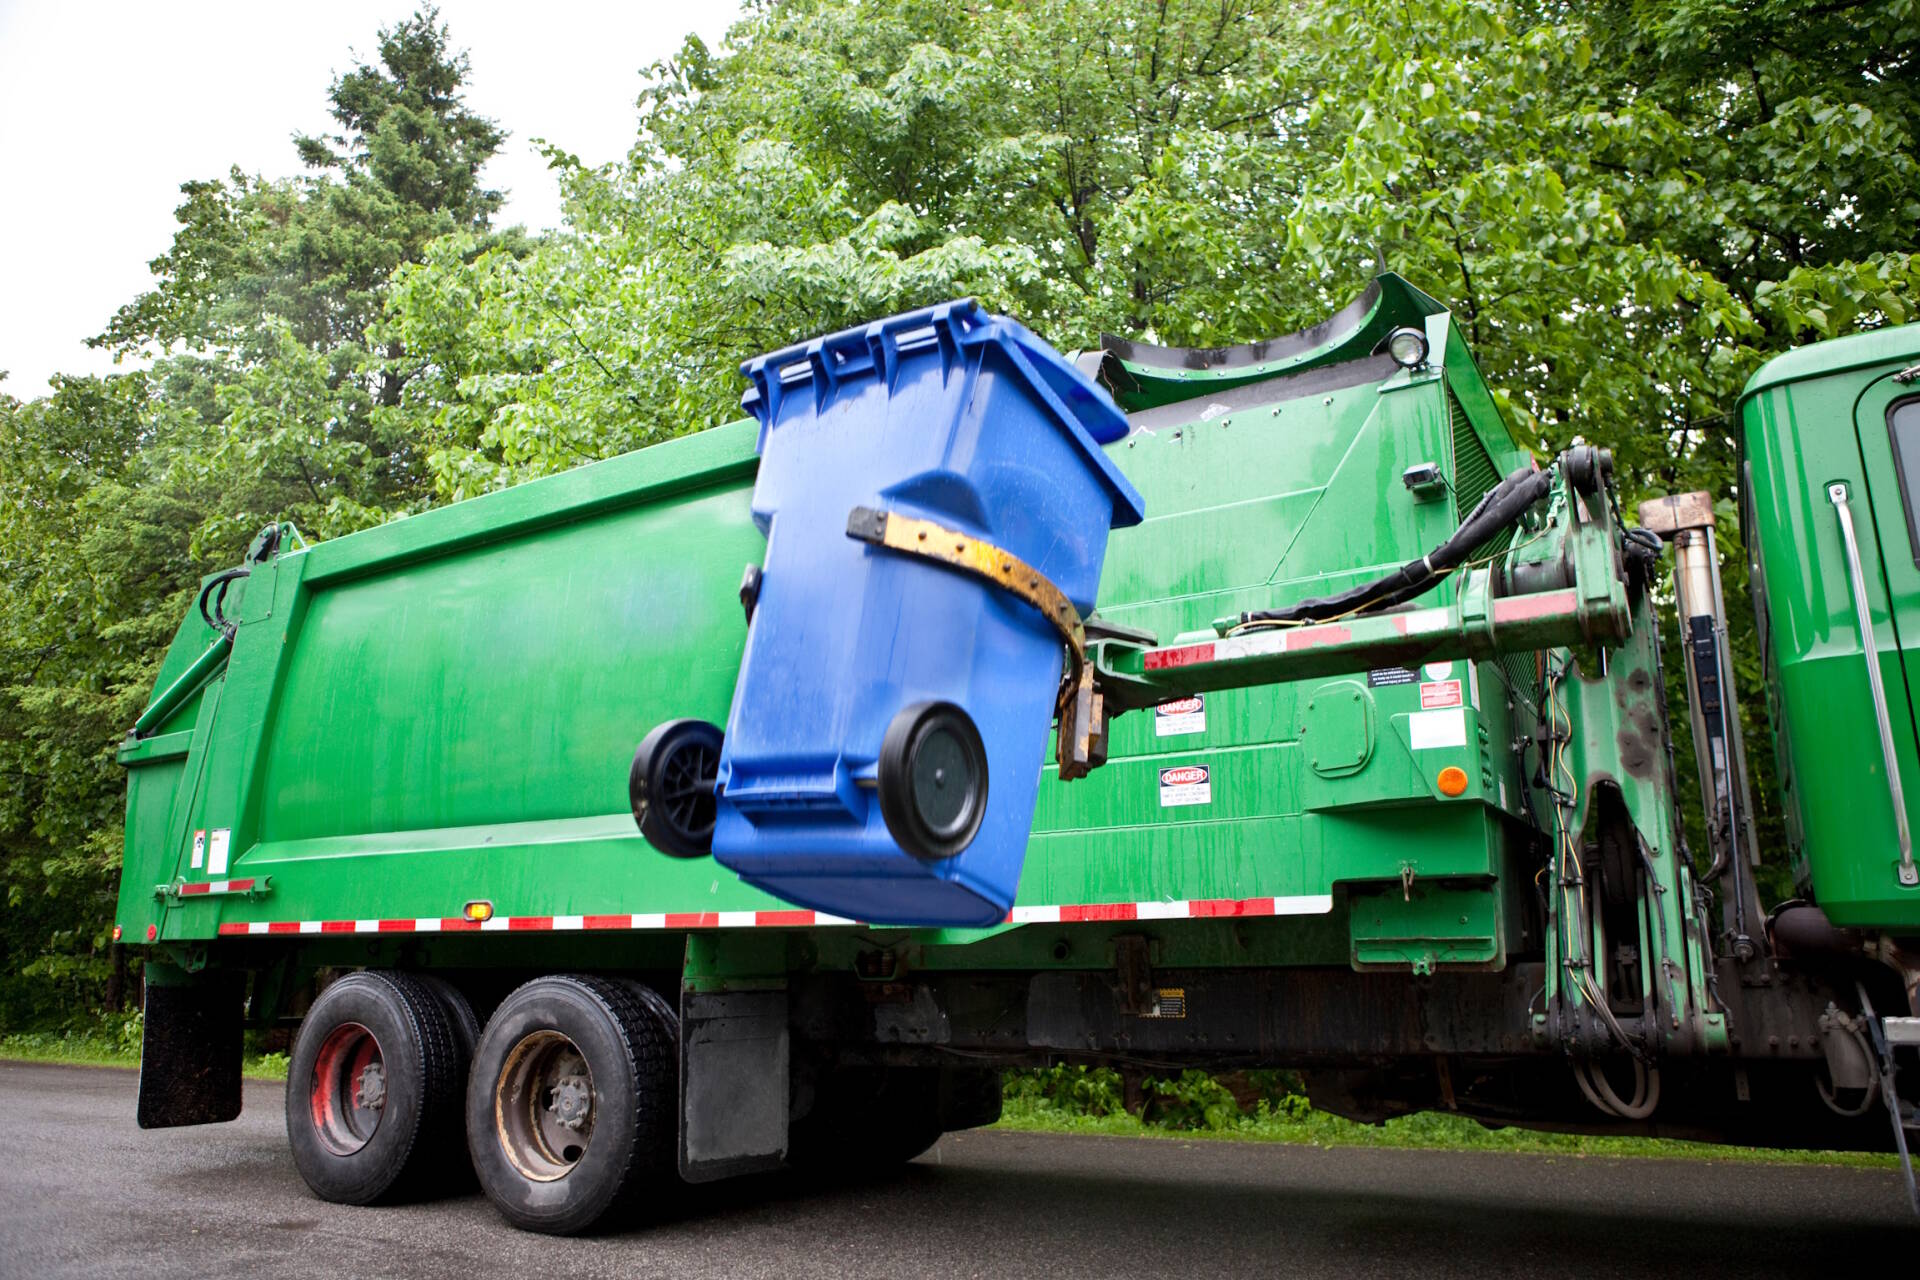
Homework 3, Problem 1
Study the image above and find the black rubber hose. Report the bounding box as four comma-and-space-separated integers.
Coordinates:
1240, 464, 1553, 625
197, 567, 251, 638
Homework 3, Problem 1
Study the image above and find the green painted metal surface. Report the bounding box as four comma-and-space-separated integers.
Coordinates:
1740, 323, 1920, 928
113, 275, 1689, 1002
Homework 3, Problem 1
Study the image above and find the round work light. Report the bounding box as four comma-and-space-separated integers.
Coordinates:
1385, 327, 1430, 368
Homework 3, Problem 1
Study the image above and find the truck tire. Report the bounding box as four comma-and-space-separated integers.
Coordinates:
937, 1066, 1004, 1132
413, 973, 482, 1186
413, 973, 481, 1063
466, 975, 678, 1235
786, 1067, 946, 1176
286, 970, 467, 1205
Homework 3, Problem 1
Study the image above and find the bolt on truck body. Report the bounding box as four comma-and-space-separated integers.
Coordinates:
117, 275, 1920, 1229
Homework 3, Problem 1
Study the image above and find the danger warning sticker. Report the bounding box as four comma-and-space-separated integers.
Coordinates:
191, 829, 206, 870
1419, 679, 1463, 710
1158, 764, 1212, 807
1154, 695, 1206, 737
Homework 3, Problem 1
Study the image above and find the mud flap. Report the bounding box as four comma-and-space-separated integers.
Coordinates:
678, 988, 788, 1183
137, 966, 244, 1128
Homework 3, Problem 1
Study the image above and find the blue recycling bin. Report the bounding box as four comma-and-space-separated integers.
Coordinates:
712, 299, 1146, 926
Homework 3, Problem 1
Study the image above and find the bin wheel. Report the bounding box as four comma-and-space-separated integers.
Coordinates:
630, 719, 723, 858
286, 970, 468, 1205
877, 701, 988, 861
466, 975, 679, 1235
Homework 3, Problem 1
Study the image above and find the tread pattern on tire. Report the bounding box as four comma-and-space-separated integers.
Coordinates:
468, 974, 679, 1234
568, 974, 678, 1225
286, 969, 465, 1205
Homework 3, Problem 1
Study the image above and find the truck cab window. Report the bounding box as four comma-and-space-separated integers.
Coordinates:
1887, 398, 1920, 563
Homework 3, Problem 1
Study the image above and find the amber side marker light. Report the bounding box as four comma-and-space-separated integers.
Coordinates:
1436, 766, 1469, 797
111, 925, 123, 942
463, 900, 495, 923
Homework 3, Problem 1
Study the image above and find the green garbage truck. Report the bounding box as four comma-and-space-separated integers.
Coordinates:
114, 274, 1920, 1232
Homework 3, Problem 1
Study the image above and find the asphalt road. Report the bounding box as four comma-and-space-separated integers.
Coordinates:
1, 1061, 1913, 1279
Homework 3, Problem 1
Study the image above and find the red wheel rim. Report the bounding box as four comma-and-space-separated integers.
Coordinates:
309, 1022, 385, 1156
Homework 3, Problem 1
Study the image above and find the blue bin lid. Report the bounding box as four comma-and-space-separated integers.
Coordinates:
740, 299, 1146, 529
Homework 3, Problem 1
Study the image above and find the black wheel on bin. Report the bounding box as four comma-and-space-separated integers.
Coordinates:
877, 701, 988, 860
630, 718, 724, 857
466, 975, 679, 1235
285, 970, 468, 1205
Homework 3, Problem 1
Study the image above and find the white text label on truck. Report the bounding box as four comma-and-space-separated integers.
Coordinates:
1158, 764, 1212, 807
1154, 695, 1206, 736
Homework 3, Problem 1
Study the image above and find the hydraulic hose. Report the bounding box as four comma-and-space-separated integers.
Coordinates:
1239, 463, 1554, 626
1576, 1058, 1660, 1120
197, 567, 251, 639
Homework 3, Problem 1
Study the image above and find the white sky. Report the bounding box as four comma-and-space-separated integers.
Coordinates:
0, 0, 744, 399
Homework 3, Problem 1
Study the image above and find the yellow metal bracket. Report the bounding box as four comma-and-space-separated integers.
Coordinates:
845, 506, 1108, 780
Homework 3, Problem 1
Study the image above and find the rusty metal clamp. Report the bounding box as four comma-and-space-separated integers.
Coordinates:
845, 506, 1110, 781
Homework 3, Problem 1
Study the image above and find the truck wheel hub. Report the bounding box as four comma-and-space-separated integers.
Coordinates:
354, 1062, 387, 1111
548, 1074, 592, 1131
496, 1032, 597, 1182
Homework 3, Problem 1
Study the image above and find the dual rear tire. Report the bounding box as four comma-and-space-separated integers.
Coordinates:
289, 971, 983, 1231
464, 975, 679, 1234
287, 970, 679, 1234
285, 971, 470, 1205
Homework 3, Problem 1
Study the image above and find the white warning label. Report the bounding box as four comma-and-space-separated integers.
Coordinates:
207, 828, 231, 876
1408, 708, 1468, 750
1419, 679, 1463, 710
1159, 764, 1212, 807
1154, 695, 1207, 737
190, 829, 206, 869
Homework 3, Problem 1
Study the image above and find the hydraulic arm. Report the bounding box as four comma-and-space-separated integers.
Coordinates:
1051, 446, 1725, 1070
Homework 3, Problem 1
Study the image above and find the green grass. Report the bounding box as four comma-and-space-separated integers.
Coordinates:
1, 1022, 288, 1080
993, 1095, 1900, 1169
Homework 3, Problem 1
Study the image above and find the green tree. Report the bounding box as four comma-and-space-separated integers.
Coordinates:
0, 8, 509, 1025
382, 0, 1914, 896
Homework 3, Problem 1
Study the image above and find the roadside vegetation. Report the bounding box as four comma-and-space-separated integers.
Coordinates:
994, 1066, 1899, 1168
0, 1014, 289, 1079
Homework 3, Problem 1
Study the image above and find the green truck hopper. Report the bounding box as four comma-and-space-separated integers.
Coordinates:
115, 276, 1920, 1231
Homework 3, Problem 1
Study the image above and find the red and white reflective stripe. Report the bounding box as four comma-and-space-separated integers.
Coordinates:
1007, 894, 1332, 924
178, 878, 256, 896
213, 896, 1332, 937
1141, 605, 1460, 672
